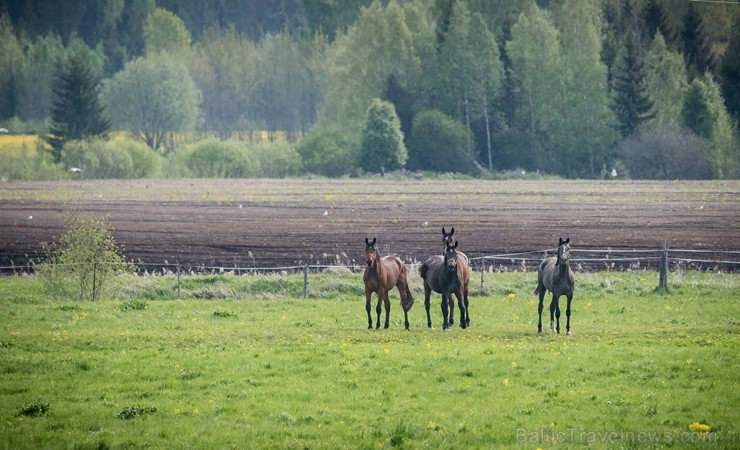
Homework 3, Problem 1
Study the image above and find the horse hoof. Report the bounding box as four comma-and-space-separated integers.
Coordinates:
566, 331, 571, 336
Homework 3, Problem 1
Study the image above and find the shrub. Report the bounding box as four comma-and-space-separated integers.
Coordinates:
184, 138, 259, 178
408, 110, 475, 174
618, 124, 713, 179
115, 139, 163, 178
62, 138, 133, 179
359, 98, 407, 173
250, 141, 303, 178
297, 125, 358, 177
35, 210, 135, 301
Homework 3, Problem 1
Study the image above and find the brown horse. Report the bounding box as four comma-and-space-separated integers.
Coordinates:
535, 237, 575, 335
420, 240, 466, 330
442, 227, 470, 327
363, 237, 415, 330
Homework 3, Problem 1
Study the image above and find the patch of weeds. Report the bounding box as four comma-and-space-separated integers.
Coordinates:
178, 370, 202, 381
213, 310, 238, 319
390, 420, 414, 447
116, 405, 157, 420
55, 305, 81, 312
643, 405, 658, 417
17, 402, 50, 417
74, 360, 91, 371
119, 300, 148, 312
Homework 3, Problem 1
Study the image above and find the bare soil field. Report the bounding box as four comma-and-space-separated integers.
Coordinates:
1, 179, 738, 272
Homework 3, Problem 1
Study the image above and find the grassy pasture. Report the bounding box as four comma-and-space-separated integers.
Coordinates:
0, 271, 738, 449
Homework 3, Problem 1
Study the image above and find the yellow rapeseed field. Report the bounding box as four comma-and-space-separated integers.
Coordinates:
0, 134, 39, 157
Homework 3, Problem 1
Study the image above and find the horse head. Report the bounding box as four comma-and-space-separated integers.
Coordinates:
365, 237, 379, 267
442, 227, 455, 252
444, 240, 458, 273
557, 237, 571, 265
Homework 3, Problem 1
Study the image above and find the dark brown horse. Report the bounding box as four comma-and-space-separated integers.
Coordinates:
420, 241, 467, 330
535, 237, 575, 335
442, 227, 470, 327
363, 237, 414, 330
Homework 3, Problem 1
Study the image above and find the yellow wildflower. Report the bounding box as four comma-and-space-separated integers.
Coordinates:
689, 422, 710, 432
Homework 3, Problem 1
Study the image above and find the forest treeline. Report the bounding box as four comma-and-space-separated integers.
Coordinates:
1, 0, 739, 180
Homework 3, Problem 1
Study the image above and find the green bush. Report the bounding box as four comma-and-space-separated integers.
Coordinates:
62, 138, 133, 179
115, 139, 163, 178
250, 141, 303, 177
35, 210, 135, 301
184, 138, 259, 178
0, 153, 67, 181
359, 98, 407, 173
297, 125, 358, 177
408, 109, 475, 174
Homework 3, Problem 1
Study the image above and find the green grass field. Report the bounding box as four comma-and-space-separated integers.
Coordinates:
0, 271, 738, 449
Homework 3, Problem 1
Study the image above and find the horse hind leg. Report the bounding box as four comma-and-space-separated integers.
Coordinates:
456, 290, 466, 329
424, 285, 433, 329
463, 283, 470, 327
550, 295, 560, 333
537, 291, 545, 333
383, 292, 391, 329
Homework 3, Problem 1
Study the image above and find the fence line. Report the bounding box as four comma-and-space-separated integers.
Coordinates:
2, 245, 739, 298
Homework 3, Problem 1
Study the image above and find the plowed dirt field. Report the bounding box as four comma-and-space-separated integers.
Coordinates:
1, 179, 738, 272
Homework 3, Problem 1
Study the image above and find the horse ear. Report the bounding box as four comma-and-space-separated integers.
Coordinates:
371, 237, 376, 246
365, 237, 369, 245
450, 227, 455, 236
565, 237, 570, 244
454, 240, 458, 249
559, 237, 563, 245
442, 227, 446, 235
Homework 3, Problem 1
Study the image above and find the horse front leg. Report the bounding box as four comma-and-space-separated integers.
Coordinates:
448, 296, 455, 327
365, 290, 373, 329
441, 293, 450, 331
375, 291, 383, 329
550, 294, 560, 333
565, 293, 573, 336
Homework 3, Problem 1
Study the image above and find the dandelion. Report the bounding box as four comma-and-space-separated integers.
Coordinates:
506, 293, 516, 301
689, 422, 710, 432
503, 378, 510, 386
511, 361, 518, 368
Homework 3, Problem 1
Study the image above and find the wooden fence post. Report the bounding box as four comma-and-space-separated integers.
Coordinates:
303, 264, 308, 298
177, 264, 181, 299
659, 240, 669, 291
480, 259, 484, 293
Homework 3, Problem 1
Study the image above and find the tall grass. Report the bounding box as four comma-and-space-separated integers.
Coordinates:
0, 271, 738, 449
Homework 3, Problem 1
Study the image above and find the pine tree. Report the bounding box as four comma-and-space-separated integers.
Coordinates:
681, 2, 716, 78
47, 53, 110, 163
719, 17, 740, 121
611, 34, 656, 138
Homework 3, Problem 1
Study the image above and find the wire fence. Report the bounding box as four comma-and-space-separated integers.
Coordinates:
3, 245, 739, 298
